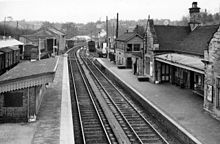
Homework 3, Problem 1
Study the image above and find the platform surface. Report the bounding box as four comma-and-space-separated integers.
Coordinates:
97, 58, 220, 144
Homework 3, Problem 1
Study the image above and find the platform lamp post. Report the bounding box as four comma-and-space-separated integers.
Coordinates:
3, 16, 13, 37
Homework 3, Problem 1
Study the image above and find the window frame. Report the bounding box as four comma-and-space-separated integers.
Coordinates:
133, 44, 141, 51
4, 90, 23, 107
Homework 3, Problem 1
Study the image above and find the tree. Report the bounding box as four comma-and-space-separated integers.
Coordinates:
61, 22, 78, 39
133, 25, 145, 37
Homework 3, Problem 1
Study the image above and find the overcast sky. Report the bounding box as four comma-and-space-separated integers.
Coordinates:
0, 0, 219, 23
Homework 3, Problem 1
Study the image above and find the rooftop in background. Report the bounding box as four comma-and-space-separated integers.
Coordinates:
154, 25, 190, 51
179, 25, 219, 56
116, 32, 143, 42
21, 26, 65, 43
151, 23, 220, 56
0, 37, 23, 48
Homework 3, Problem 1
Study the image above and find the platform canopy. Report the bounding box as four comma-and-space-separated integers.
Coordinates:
155, 53, 204, 74
0, 57, 59, 93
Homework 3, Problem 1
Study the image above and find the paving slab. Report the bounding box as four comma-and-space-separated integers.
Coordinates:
97, 58, 220, 144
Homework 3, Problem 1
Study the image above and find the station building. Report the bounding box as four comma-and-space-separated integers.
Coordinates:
134, 2, 220, 119
20, 26, 66, 60
115, 32, 143, 69
0, 57, 58, 122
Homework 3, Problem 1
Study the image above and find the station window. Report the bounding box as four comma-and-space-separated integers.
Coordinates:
4, 90, 23, 107
133, 44, 140, 51
127, 44, 132, 52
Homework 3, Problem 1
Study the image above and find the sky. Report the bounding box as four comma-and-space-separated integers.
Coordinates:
0, 0, 220, 23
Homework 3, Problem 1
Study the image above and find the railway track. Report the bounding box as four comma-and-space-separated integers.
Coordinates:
80, 54, 170, 144
68, 47, 118, 144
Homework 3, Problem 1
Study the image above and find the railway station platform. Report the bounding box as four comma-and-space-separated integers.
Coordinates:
31, 54, 74, 144
0, 55, 74, 144
96, 58, 220, 144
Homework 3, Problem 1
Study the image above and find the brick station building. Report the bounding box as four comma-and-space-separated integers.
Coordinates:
0, 57, 58, 122
132, 2, 220, 119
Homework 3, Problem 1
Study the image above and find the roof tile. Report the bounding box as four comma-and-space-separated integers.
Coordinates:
0, 57, 58, 83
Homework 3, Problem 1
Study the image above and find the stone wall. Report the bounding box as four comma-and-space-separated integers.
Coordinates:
0, 85, 46, 123
204, 26, 220, 119
145, 20, 157, 82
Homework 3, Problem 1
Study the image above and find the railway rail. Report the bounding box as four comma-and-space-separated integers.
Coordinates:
80, 52, 170, 144
68, 47, 118, 144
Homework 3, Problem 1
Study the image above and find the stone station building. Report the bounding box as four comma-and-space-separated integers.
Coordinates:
124, 2, 220, 120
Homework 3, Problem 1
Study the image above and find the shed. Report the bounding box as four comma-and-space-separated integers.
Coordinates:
0, 57, 58, 122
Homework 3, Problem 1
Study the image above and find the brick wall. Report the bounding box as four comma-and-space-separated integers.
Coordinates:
0, 84, 46, 123
0, 89, 27, 122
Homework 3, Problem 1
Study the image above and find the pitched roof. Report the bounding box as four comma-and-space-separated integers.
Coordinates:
0, 57, 59, 93
47, 27, 65, 36
179, 25, 219, 56
116, 32, 143, 42
21, 26, 65, 43
22, 29, 55, 43
154, 25, 190, 51
9, 46, 20, 51
0, 57, 58, 82
0, 38, 23, 48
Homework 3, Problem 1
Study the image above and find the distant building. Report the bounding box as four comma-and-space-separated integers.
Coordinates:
0, 57, 58, 122
19, 26, 66, 60
138, 2, 220, 119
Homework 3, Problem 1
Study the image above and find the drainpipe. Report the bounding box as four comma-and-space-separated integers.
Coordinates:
27, 88, 30, 122
38, 38, 41, 60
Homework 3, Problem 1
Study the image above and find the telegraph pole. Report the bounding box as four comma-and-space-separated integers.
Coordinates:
106, 16, 109, 59
116, 13, 119, 39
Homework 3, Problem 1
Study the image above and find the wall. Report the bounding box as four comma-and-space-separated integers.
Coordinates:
145, 21, 158, 82
0, 89, 27, 122
59, 35, 66, 53
0, 84, 46, 123
116, 36, 143, 67
127, 36, 143, 51
204, 26, 220, 119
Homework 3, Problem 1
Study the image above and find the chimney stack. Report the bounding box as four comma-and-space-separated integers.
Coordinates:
116, 13, 119, 38
189, 2, 201, 31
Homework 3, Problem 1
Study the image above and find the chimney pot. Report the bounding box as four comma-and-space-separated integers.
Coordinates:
192, 2, 198, 8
